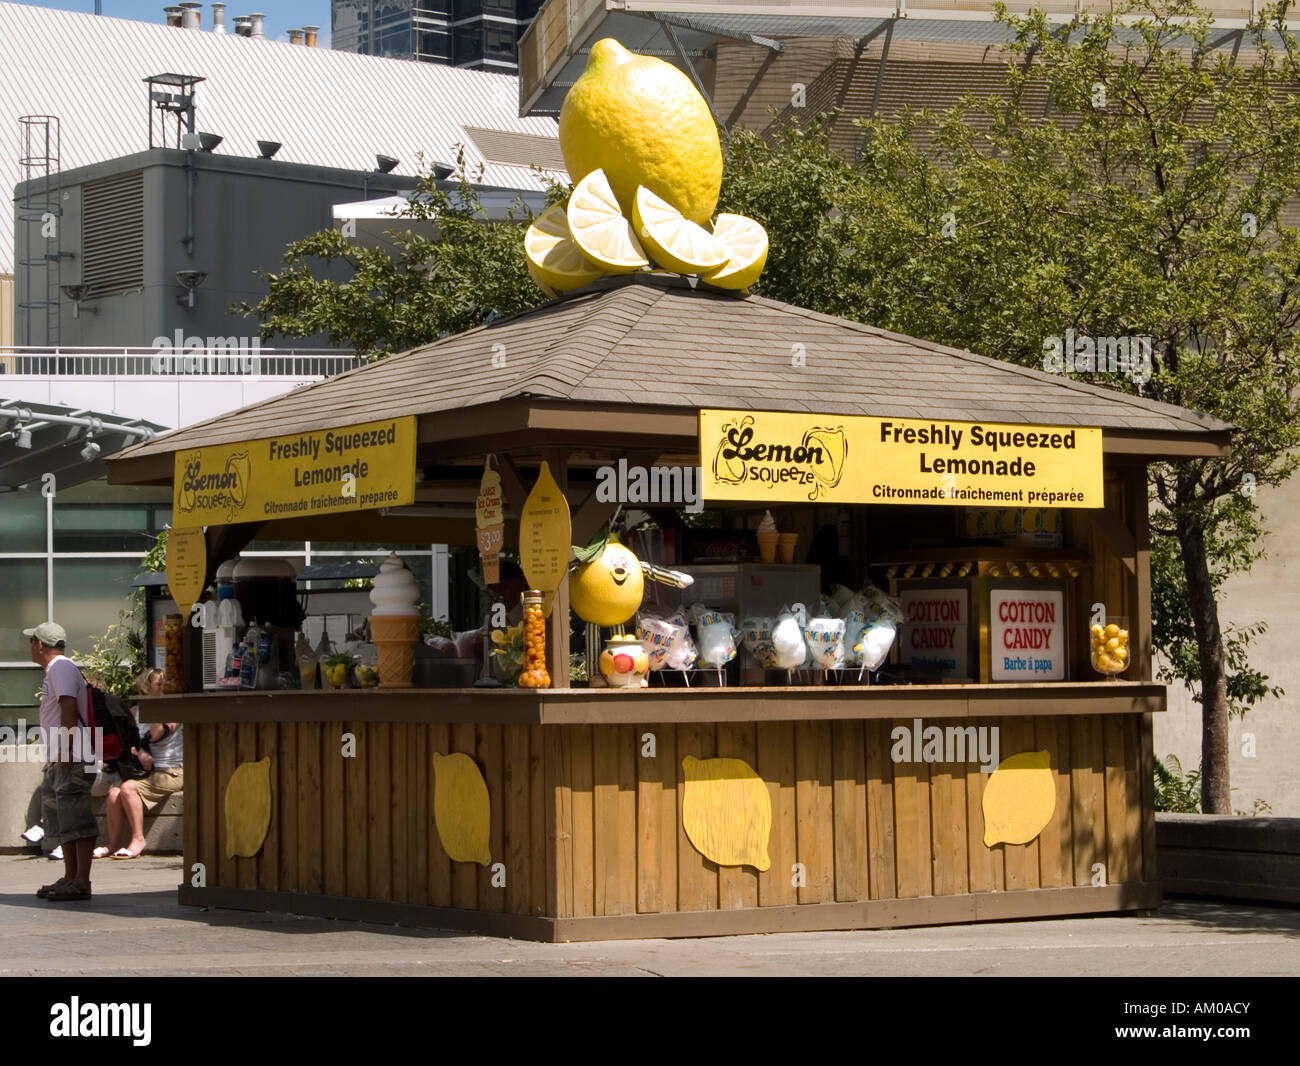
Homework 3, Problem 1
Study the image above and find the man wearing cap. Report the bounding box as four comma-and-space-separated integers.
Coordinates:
26, 621, 96, 901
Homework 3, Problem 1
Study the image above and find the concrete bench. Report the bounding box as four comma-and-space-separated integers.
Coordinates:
1156, 813, 1300, 905
0, 747, 183, 855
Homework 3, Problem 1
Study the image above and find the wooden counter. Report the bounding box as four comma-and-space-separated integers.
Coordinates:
159, 684, 1162, 941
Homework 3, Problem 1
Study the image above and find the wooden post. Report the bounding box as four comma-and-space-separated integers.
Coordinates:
543, 448, 571, 689
1123, 465, 1152, 683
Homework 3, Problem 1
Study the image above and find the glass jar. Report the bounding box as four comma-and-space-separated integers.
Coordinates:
163, 614, 185, 693
1089, 615, 1131, 679
517, 589, 551, 689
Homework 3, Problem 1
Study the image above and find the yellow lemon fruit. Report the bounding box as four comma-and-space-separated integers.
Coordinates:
432, 752, 492, 866
1104, 623, 1120, 639
524, 203, 605, 294
681, 755, 772, 871
704, 213, 769, 290
225, 756, 272, 858
558, 38, 722, 225
982, 750, 1056, 847
566, 169, 649, 273
569, 534, 645, 627
631, 185, 728, 275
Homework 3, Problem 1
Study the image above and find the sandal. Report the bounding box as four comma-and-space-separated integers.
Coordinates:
92, 846, 110, 859
44, 881, 91, 902
112, 848, 141, 860
36, 876, 68, 899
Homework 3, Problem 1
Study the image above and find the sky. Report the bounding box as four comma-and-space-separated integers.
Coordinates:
9, 0, 335, 46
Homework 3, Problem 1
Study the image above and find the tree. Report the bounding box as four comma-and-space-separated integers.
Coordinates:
236, 157, 550, 358
720, 0, 1300, 811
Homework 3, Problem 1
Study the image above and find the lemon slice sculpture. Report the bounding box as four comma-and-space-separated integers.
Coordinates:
705, 213, 770, 291
525, 204, 605, 295
981, 750, 1056, 847
632, 186, 728, 275
567, 169, 649, 273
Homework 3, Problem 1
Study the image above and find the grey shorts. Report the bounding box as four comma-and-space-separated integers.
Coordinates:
41, 761, 97, 846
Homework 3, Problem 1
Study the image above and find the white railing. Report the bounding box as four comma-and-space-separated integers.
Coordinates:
0, 347, 364, 378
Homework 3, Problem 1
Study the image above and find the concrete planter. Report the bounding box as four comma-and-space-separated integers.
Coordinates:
1156, 812, 1300, 905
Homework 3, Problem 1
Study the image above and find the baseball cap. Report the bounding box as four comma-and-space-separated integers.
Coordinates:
22, 621, 67, 647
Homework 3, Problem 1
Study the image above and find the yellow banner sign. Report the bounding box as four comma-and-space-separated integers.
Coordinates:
699, 410, 1102, 507
173, 416, 417, 525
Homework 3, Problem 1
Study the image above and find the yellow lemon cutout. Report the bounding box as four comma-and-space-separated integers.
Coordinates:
681, 755, 772, 871
982, 750, 1056, 847
568, 534, 645, 627
224, 757, 272, 858
432, 752, 492, 866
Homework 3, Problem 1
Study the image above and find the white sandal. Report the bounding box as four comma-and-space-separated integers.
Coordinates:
92, 846, 110, 859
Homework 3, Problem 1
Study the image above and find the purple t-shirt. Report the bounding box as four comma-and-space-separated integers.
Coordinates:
39, 655, 90, 763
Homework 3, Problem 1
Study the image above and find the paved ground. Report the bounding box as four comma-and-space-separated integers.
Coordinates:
1, 852, 1296, 976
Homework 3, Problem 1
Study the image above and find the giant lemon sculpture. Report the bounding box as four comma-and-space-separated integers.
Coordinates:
559, 38, 723, 226
981, 750, 1056, 847
569, 534, 645, 627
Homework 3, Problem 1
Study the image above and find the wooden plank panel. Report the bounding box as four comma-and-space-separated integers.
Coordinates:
388, 723, 409, 904
716, 721, 759, 910
832, 720, 868, 902
235, 723, 258, 891
1070, 716, 1106, 886
367, 721, 391, 902
344, 721, 367, 900
504, 724, 532, 914
427, 723, 451, 908
545, 725, 574, 919
757, 721, 797, 907
636, 722, 664, 913
477, 723, 505, 913
592, 724, 637, 916
529, 724, 546, 916
276, 721, 298, 893
929, 737, 968, 897
794, 720, 834, 903
1103, 715, 1130, 884
676, 722, 718, 912
183, 718, 199, 884
322, 721, 346, 898
216, 722, 236, 889
892, 720, 931, 899
199, 723, 218, 892
297, 722, 323, 895
1035, 716, 1073, 888
1001, 718, 1039, 892
256, 721, 279, 894
1140, 712, 1156, 882
866, 720, 896, 899
570, 724, 595, 917
410, 723, 429, 906
450, 722, 477, 910
1125, 714, 1143, 883
966, 737, 1003, 893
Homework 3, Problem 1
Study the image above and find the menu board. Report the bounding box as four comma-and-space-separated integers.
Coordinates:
164, 526, 207, 617
518, 461, 571, 593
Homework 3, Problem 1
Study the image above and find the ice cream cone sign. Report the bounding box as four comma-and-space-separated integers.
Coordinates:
476, 455, 504, 585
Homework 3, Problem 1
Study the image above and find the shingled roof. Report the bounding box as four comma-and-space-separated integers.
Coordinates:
112, 275, 1230, 465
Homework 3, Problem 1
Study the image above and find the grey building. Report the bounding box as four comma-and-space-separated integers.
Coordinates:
14, 149, 418, 351
333, 0, 544, 70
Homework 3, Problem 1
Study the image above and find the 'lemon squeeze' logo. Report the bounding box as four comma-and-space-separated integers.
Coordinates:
712, 415, 848, 500
178, 449, 250, 524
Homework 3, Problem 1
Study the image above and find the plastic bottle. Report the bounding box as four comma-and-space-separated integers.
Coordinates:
256, 625, 278, 689
239, 621, 261, 689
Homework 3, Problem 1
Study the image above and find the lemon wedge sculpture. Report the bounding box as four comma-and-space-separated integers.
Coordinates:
525, 203, 605, 295
705, 213, 770, 291
981, 750, 1056, 847
632, 186, 728, 275
224, 757, 272, 858
681, 755, 772, 871
432, 752, 492, 866
567, 169, 649, 273
559, 38, 723, 225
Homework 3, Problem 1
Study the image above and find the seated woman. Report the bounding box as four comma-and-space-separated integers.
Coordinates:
95, 669, 182, 859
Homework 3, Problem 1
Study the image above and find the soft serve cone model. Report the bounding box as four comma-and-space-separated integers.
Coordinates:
369, 554, 420, 688
757, 510, 779, 564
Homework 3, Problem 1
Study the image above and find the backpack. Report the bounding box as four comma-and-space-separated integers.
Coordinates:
87, 684, 138, 763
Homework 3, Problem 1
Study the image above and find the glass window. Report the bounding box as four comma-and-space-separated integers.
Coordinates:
484, 25, 515, 58
0, 491, 47, 552
51, 481, 171, 553
0, 665, 43, 722
53, 558, 142, 658
0, 560, 47, 661
454, 26, 483, 63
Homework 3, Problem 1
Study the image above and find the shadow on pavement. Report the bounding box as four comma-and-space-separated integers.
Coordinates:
1157, 897, 1300, 938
